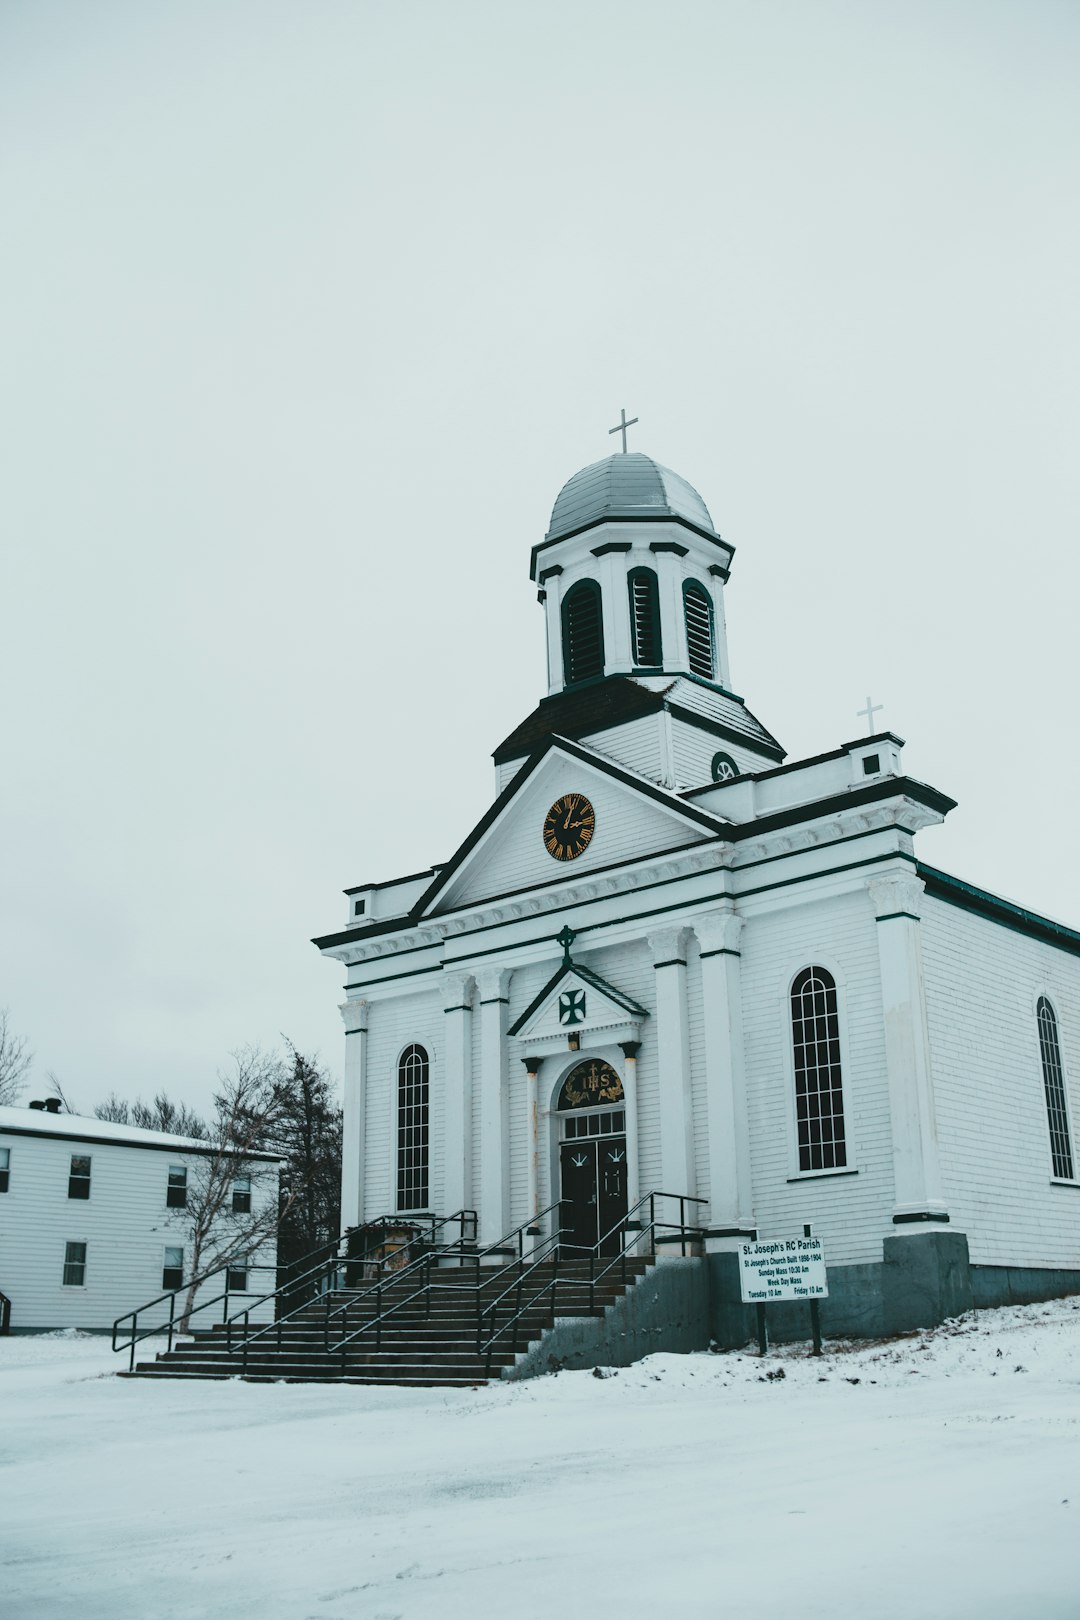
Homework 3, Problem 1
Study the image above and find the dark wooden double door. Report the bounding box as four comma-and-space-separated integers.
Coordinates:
559, 1135, 628, 1257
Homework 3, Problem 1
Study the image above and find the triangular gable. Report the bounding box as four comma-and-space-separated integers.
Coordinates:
415, 735, 725, 918
509, 960, 649, 1043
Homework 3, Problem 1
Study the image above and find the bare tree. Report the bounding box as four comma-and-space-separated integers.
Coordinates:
178, 1046, 292, 1331
0, 1009, 33, 1105
95, 1089, 209, 1137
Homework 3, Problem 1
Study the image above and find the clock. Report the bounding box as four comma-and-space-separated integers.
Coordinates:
543, 793, 596, 862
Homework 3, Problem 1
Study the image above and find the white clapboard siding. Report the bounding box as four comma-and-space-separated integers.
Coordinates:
921, 895, 1080, 1268
739, 888, 895, 1267
0, 1124, 278, 1333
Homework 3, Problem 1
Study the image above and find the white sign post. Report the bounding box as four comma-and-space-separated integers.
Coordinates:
737, 1236, 828, 1354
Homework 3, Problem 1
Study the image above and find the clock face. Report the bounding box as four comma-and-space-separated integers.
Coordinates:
543, 793, 596, 862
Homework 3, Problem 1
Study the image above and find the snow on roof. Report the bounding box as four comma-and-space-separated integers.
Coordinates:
0, 1105, 282, 1160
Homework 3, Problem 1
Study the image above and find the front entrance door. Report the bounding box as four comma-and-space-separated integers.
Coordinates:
559, 1135, 628, 1257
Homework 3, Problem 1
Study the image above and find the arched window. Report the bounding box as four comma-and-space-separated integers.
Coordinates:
682, 580, 715, 679
627, 568, 662, 666
1037, 997, 1074, 1180
561, 579, 605, 684
397, 1044, 429, 1211
791, 966, 847, 1172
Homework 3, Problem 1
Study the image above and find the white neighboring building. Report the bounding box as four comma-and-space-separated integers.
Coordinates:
0, 1101, 281, 1333
313, 448, 1080, 1343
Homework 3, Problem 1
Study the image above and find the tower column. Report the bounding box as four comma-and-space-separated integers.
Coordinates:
339, 998, 369, 1234
867, 875, 949, 1225
441, 973, 474, 1219
649, 927, 696, 1200
694, 909, 755, 1237
478, 967, 512, 1245
618, 1041, 643, 1218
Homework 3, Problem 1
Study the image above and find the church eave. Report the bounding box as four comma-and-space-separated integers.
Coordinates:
507, 959, 650, 1038
917, 863, 1080, 958
530, 515, 734, 581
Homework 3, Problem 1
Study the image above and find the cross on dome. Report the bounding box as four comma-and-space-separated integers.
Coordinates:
608, 408, 639, 453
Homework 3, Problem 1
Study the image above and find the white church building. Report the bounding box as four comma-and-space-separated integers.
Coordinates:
314, 447, 1080, 1343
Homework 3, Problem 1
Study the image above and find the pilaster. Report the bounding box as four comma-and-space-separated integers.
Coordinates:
478, 966, 512, 1244
867, 874, 949, 1226
339, 998, 369, 1233
694, 908, 755, 1238
648, 926, 696, 1199
441, 973, 475, 1218
618, 1041, 642, 1215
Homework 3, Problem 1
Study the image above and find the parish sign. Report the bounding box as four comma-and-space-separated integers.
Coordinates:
738, 1236, 828, 1304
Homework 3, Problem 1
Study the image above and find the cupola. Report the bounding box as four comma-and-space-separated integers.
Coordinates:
531, 451, 735, 696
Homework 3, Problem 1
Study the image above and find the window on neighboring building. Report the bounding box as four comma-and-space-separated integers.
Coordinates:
1037, 996, 1074, 1180
226, 1257, 249, 1292
162, 1247, 184, 1291
0, 1146, 9, 1193
166, 1164, 188, 1208
682, 580, 715, 679
67, 1154, 91, 1199
62, 1241, 87, 1286
791, 966, 847, 1173
561, 580, 605, 684
627, 567, 662, 666
232, 1174, 252, 1214
397, 1043, 430, 1212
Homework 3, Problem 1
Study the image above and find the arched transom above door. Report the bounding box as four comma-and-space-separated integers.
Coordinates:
557, 1059, 624, 1110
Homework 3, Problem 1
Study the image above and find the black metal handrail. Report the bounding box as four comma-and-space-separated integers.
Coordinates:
229, 1209, 478, 1371
477, 1190, 708, 1374
110, 1212, 461, 1373
0, 1290, 11, 1335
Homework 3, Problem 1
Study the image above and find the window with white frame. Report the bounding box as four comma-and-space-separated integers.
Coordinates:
162, 1247, 184, 1291
62, 1241, 87, 1286
397, 1044, 430, 1211
166, 1164, 188, 1208
791, 965, 847, 1172
0, 1146, 9, 1193
1037, 996, 1074, 1180
231, 1174, 252, 1214
226, 1256, 249, 1292
67, 1154, 91, 1199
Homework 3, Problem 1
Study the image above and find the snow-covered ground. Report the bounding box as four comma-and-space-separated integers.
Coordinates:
2, 1299, 1078, 1619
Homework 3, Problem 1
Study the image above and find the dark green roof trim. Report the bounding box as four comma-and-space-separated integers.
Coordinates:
917, 863, 1080, 959
344, 867, 439, 897
707, 564, 730, 581
664, 701, 785, 763
538, 564, 563, 583
508, 960, 649, 1037
727, 777, 955, 843
530, 516, 734, 580
590, 541, 633, 556
0, 1124, 282, 1161
649, 540, 689, 556
681, 731, 906, 799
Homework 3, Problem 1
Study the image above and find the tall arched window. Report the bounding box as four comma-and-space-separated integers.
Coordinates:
682, 580, 715, 679
1037, 997, 1074, 1180
397, 1044, 429, 1210
627, 567, 662, 667
791, 966, 847, 1172
561, 580, 605, 684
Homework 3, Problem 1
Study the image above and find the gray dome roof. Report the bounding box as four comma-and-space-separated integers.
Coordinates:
546, 453, 717, 542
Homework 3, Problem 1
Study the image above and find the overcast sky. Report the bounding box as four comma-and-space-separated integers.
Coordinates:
2, 1, 1078, 1116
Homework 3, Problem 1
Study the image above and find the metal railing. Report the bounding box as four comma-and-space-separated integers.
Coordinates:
0, 1290, 11, 1335
228, 1209, 477, 1372
111, 1212, 475, 1372
477, 1191, 707, 1374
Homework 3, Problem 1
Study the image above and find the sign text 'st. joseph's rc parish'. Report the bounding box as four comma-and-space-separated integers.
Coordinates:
737, 1237, 828, 1304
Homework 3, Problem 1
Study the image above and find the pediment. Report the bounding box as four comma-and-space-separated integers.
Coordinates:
508, 960, 649, 1050
417, 737, 722, 918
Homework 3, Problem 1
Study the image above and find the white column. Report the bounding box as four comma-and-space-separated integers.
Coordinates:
867, 875, 949, 1226
618, 1041, 642, 1216
339, 998, 369, 1234
478, 967, 512, 1245
694, 908, 755, 1236
648, 927, 697, 1199
441, 972, 474, 1219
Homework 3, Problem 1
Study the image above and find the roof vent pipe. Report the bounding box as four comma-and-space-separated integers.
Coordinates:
44, 1098, 63, 1114
28, 1099, 46, 1111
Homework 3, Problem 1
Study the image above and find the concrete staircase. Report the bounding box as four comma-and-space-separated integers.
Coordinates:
119, 1257, 654, 1387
